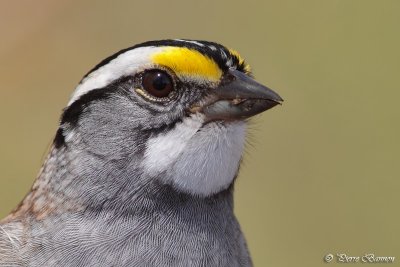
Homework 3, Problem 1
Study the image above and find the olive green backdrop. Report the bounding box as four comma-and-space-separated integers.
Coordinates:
0, 1, 399, 266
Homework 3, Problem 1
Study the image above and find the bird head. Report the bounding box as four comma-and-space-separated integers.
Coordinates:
55, 39, 282, 200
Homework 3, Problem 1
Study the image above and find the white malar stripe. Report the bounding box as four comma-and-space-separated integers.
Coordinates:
68, 46, 166, 106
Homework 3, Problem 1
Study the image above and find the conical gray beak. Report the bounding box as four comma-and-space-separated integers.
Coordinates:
202, 69, 283, 121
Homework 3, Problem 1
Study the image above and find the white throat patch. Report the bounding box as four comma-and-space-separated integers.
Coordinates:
143, 114, 247, 196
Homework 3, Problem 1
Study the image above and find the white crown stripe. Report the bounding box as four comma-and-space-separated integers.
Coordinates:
173, 39, 205, 47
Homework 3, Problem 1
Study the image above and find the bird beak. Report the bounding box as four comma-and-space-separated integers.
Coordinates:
197, 69, 283, 121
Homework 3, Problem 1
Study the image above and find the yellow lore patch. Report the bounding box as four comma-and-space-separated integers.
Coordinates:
151, 47, 222, 81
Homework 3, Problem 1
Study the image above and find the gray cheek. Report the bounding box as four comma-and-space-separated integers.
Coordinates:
168, 121, 247, 196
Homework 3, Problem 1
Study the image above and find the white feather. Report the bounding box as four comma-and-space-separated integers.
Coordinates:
143, 114, 247, 196
68, 46, 166, 106
143, 113, 205, 176
174, 39, 205, 47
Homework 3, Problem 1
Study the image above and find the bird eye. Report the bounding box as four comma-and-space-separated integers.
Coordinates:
142, 70, 174, 98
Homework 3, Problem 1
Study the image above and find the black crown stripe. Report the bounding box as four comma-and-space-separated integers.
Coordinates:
81, 39, 247, 81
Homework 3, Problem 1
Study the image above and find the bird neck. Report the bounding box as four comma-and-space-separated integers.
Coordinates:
3, 146, 250, 267
9, 145, 236, 223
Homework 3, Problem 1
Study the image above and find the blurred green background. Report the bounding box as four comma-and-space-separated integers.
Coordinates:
0, 0, 399, 266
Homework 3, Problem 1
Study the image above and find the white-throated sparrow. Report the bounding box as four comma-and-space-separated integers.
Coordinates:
0, 39, 282, 266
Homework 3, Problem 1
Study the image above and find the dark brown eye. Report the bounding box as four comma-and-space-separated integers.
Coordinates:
142, 70, 174, 98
